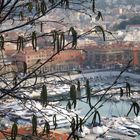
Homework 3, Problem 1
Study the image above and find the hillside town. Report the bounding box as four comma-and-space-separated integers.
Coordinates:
0, 0, 140, 75
1, 0, 140, 140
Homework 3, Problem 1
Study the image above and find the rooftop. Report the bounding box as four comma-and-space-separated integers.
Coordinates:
0, 127, 70, 140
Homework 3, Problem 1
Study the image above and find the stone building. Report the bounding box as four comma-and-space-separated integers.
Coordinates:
83, 42, 140, 69
9, 46, 85, 74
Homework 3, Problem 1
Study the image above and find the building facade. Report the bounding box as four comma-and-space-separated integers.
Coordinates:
83, 42, 140, 69
10, 46, 85, 73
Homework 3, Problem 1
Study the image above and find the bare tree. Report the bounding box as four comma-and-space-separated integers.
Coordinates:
0, 1, 138, 140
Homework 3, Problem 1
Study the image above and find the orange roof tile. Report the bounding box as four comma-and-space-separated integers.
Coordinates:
0, 127, 71, 140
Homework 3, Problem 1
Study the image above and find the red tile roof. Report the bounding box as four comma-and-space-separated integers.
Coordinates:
0, 127, 71, 140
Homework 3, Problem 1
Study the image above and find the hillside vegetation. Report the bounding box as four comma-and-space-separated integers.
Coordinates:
113, 15, 140, 30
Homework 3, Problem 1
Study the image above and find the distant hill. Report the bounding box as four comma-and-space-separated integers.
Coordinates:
113, 16, 140, 30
